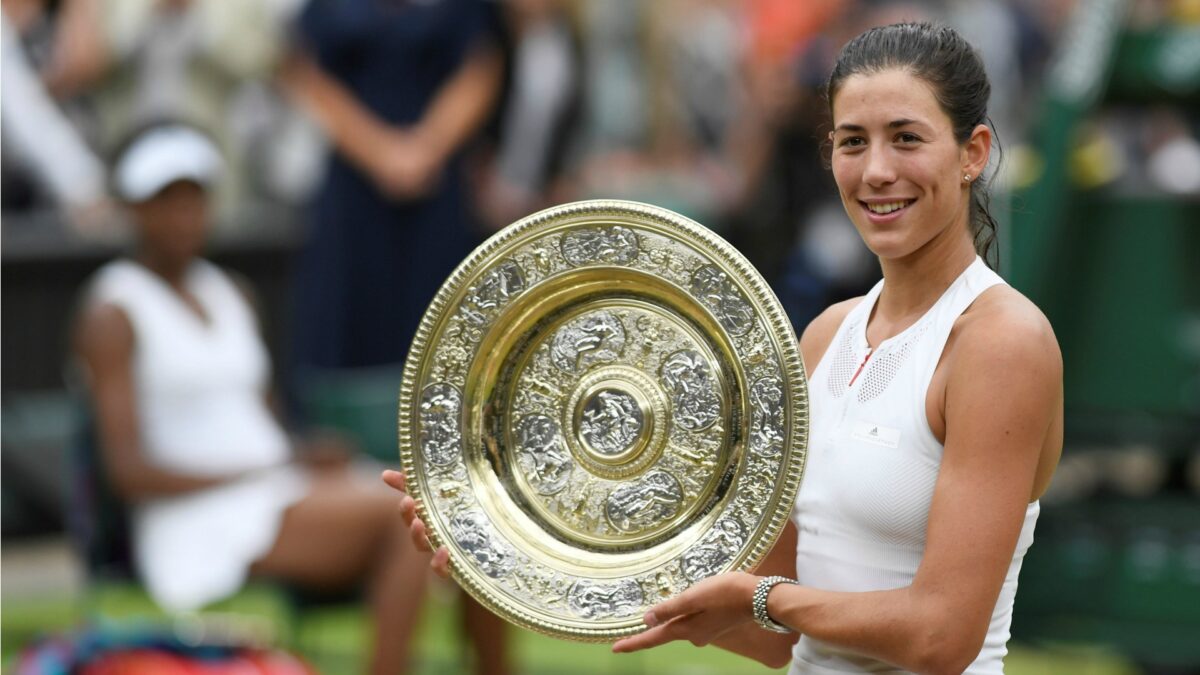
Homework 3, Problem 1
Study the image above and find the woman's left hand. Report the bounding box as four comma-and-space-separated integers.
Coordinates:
612, 572, 760, 653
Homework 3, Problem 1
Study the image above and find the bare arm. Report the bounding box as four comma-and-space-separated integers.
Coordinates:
75, 303, 244, 502
41, 0, 110, 99
763, 299, 1061, 673
707, 522, 800, 668
276, 51, 392, 183
409, 41, 503, 170
614, 294, 1062, 675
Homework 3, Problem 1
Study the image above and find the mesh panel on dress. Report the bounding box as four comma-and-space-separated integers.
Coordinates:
826, 319, 862, 398
857, 319, 932, 402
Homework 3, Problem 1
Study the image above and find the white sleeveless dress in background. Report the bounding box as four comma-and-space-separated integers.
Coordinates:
86, 259, 309, 611
790, 257, 1040, 674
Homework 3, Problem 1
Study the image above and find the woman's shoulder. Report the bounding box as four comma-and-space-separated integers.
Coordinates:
79, 260, 140, 320
74, 296, 136, 366
952, 284, 1061, 374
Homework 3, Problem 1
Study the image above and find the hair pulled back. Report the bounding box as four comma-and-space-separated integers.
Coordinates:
826, 22, 1000, 268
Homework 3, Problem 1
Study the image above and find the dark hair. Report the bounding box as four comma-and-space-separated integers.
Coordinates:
826, 22, 1000, 269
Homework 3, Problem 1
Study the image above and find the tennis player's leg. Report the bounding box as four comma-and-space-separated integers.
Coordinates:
251, 476, 429, 675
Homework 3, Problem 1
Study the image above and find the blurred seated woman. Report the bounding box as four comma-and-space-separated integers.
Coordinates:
73, 122, 428, 675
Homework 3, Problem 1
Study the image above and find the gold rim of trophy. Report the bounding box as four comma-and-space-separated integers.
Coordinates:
398, 199, 808, 641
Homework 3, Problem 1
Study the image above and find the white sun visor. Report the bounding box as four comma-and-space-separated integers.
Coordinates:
113, 125, 222, 202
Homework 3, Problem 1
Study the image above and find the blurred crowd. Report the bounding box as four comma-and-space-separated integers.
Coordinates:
1, 0, 1127, 329
5, 0, 1200, 330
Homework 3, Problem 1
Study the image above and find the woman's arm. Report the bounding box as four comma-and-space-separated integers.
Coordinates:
41, 0, 110, 99
707, 522, 800, 668
609, 303, 856, 664
75, 303, 244, 502
406, 41, 503, 178
615, 293, 1062, 675
275, 51, 394, 187
279, 40, 501, 201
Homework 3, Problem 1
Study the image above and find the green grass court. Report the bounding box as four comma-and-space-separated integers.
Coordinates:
2, 576, 1140, 675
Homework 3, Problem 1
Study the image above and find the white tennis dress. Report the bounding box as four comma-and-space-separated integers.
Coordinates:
86, 259, 308, 611
790, 256, 1040, 674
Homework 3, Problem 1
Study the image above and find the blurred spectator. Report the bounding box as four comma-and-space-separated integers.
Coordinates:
947, 0, 1024, 148
577, 0, 648, 156
1144, 107, 1200, 195
569, 0, 749, 226
280, 0, 503, 371
474, 0, 584, 231
71, 122, 430, 675
40, 0, 302, 222
280, 1, 512, 672
1, 3, 114, 235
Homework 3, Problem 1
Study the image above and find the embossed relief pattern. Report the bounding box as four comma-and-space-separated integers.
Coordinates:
680, 517, 747, 582
451, 511, 516, 579
550, 312, 626, 373
409, 222, 796, 632
579, 389, 643, 455
749, 377, 785, 457
509, 304, 724, 541
567, 579, 644, 619
606, 471, 684, 533
420, 383, 464, 466
660, 349, 721, 431
690, 264, 755, 336
561, 226, 640, 266
462, 260, 526, 327
515, 415, 573, 495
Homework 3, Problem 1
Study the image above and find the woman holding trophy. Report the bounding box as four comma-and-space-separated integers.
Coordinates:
387, 21, 1062, 675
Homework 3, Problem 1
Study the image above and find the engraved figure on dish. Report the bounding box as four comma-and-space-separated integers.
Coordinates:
660, 350, 721, 431
462, 260, 526, 325
550, 312, 626, 373
450, 511, 515, 579
580, 390, 643, 455
420, 383, 463, 466
690, 265, 753, 335
567, 579, 644, 619
515, 415, 573, 494
606, 471, 684, 533
561, 226, 639, 266
680, 517, 747, 582
749, 377, 786, 456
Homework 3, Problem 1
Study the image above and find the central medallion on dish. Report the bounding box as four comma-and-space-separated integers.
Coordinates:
579, 388, 644, 459
502, 302, 732, 549
563, 366, 666, 480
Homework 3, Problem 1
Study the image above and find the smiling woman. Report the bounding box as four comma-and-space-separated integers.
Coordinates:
386, 21, 1064, 675
827, 21, 1001, 270
829, 67, 991, 267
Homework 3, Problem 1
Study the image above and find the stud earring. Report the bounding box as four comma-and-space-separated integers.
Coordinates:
964, 174, 972, 183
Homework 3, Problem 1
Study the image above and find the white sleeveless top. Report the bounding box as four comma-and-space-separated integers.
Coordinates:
86, 259, 308, 611
789, 257, 1039, 674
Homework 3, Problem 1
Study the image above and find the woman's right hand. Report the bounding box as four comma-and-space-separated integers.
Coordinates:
382, 469, 451, 577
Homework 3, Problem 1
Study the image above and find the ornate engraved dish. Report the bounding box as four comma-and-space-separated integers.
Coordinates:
398, 200, 807, 641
